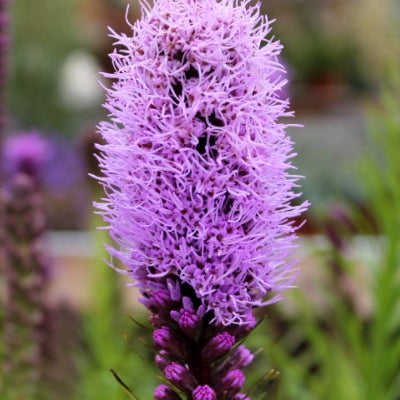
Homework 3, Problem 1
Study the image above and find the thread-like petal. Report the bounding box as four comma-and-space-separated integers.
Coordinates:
97, 0, 308, 326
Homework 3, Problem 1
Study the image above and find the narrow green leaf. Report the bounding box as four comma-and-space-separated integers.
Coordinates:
110, 369, 140, 400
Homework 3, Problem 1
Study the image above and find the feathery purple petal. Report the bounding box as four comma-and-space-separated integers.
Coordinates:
96, 0, 308, 326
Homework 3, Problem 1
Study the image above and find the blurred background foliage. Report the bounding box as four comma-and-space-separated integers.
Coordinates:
1, 0, 399, 399
8, 0, 82, 133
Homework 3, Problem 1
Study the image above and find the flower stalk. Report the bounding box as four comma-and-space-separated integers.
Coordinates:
148, 277, 255, 399
1, 173, 49, 399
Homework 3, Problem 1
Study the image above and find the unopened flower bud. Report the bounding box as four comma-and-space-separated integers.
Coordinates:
149, 313, 166, 328
164, 362, 197, 393
141, 289, 171, 310
153, 326, 173, 348
202, 332, 235, 362
192, 385, 216, 400
153, 289, 172, 308
230, 345, 254, 369
167, 279, 181, 301
233, 394, 251, 400
171, 308, 199, 337
153, 326, 188, 359
154, 384, 181, 400
221, 369, 245, 397
155, 350, 169, 371
214, 344, 254, 376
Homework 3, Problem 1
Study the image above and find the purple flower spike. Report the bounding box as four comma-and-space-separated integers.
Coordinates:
203, 332, 235, 362
154, 384, 181, 400
192, 385, 217, 400
96, 0, 309, 397
221, 369, 246, 397
97, 0, 309, 327
164, 363, 197, 393
2, 175, 43, 389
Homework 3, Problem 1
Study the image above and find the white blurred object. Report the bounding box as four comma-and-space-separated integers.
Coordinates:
59, 50, 103, 109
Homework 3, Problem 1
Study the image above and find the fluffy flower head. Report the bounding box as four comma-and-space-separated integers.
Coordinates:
97, 0, 308, 325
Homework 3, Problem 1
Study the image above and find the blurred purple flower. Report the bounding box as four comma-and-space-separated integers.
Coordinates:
2, 130, 90, 229
2, 130, 84, 191
3, 131, 52, 179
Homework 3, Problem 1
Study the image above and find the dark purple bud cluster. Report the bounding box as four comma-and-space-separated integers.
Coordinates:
202, 332, 236, 362
192, 385, 217, 400
149, 278, 253, 399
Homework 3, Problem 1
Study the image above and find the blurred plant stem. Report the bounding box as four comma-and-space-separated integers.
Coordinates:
0, 173, 49, 399
0, 0, 10, 143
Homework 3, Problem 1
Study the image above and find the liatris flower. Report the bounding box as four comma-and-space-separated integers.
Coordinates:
0, 173, 49, 399
96, 0, 308, 397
